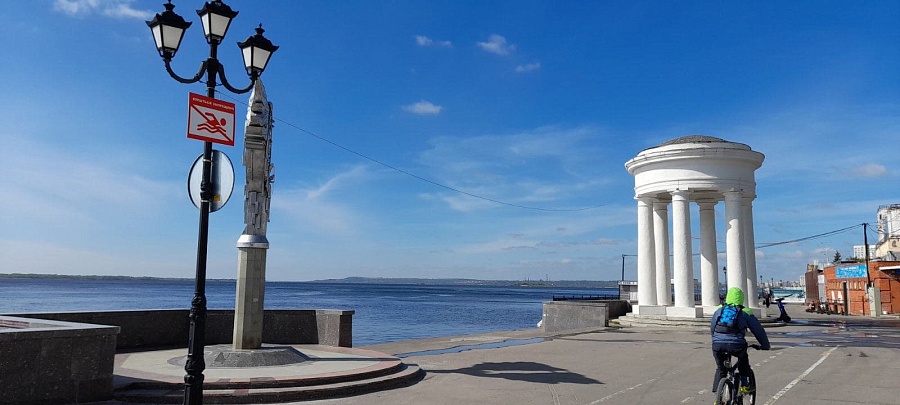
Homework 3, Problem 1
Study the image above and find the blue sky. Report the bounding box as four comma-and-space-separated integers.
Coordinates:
1, 1, 898, 283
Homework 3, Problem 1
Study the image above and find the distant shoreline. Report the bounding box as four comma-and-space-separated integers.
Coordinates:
0, 273, 199, 281
0, 273, 620, 289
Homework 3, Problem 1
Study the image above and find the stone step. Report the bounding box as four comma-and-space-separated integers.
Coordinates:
612, 313, 784, 328
115, 363, 425, 404
613, 313, 710, 328
118, 359, 407, 391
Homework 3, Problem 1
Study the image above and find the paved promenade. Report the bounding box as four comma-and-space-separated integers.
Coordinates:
91, 304, 900, 404
322, 305, 900, 405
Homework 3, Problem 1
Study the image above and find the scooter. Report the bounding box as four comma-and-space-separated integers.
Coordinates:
774, 298, 791, 322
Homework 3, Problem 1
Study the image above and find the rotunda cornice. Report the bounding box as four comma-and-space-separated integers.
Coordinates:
625, 135, 764, 198
625, 135, 764, 175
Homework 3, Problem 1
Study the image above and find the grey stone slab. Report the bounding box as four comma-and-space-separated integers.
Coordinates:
166, 344, 310, 368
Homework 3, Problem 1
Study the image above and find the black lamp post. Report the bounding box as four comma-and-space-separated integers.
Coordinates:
146, 2, 277, 404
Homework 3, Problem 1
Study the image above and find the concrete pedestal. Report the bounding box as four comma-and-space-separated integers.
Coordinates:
666, 306, 703, 318
869, 286, 882, 317
234, 247, 267, 349
633, 305, 667, 316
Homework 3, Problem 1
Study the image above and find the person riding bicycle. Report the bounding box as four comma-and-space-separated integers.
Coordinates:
711, 287, 771, 396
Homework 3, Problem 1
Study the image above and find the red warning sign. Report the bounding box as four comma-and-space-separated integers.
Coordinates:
187, 92, 236, 146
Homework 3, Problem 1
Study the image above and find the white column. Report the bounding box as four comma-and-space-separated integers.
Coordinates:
653, 201, 672, 306
699, 200, 719, 309
724, 190, 747, 306
743, 196, 759, 309
671, 190, 694, 308
637, 197, 658, 306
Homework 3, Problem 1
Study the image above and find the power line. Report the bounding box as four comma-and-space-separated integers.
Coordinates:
865, 223, 880, 238
624, 223, 869, 258
755, 224, 860, 249
216, 90, 607, 212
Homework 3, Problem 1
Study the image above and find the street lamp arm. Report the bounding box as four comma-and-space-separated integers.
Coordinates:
217, 65, 257, 94
163, 57, 207, 84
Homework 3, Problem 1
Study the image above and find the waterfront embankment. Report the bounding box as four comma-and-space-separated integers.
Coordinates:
83, 304, 900, 404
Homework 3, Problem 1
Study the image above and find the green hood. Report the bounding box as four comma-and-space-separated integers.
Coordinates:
725, 287, 745, 306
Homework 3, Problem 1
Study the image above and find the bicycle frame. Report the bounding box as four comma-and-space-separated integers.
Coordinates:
715, 352, 756, 405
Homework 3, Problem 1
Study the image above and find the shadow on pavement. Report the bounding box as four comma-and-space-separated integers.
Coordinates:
427, 361, 603, 385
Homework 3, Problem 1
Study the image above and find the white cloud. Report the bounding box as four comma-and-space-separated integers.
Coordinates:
417, 126, 615, 212
460, 237, 537, 254
415, 35, 452, 48
420, 126, 599, 174
306, 165, 368, 200
851, 163, 888, 178
403, 100, 444, 115
1, 240, 192, 277
591, 238, 620, 246
429, 193, 495, 213
477, 34, 516, 56
54, 0, 152, 19
515, 62, 541, 73
0, 138, 179, 227
104, 2, 152, 19
272, 166, 368, 236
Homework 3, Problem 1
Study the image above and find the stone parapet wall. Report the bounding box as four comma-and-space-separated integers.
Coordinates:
541, 300, 631, 333
7, 309, 354, 350
0, 316, 119, 404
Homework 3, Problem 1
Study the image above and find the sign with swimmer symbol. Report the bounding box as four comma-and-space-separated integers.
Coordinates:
187, 92, 236, 146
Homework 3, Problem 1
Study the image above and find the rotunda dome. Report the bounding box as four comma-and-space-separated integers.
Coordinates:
625, 135, 764, 200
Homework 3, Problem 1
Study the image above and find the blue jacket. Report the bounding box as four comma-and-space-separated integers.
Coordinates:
710, 287, 771, 349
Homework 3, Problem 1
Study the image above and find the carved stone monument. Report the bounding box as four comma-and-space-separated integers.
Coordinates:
233, 80, 274, 349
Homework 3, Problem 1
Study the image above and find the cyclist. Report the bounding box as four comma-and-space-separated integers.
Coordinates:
711, 287, 771, 397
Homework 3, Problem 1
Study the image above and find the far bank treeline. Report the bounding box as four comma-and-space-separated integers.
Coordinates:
309, 277, 620, 289
0, 274, 620, 289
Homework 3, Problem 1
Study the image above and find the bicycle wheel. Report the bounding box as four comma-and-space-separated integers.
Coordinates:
715, 378, 735, 405
746, 369, 757, 405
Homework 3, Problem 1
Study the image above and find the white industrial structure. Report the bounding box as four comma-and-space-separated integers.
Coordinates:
625, 135, 765, 318
876, 204, 900, 260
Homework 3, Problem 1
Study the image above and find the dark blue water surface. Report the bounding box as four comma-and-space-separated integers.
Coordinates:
0, 278, 614, 346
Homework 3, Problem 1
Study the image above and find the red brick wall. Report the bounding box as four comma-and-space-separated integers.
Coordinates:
822, 262, 900, 315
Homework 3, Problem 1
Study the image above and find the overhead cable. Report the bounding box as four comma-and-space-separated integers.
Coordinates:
216, 90, 606, 212
755, 224, 860, 249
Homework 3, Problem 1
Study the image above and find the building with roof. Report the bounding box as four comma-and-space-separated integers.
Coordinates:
815, 261, 900, 316
625, 135, 764, 318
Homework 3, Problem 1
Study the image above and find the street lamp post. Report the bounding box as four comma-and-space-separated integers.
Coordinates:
146, 2, 277, 404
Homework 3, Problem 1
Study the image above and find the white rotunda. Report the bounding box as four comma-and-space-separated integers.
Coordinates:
625, 135, 765, 318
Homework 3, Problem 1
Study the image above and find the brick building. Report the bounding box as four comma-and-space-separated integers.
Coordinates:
819, 261, 900, 315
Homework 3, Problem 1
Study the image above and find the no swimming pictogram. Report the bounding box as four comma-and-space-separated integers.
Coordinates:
187, 92, 236, 146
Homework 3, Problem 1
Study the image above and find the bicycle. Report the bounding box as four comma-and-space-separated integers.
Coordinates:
715, 344, 761, 405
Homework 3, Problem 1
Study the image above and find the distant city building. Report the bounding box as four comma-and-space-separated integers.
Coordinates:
875, 204, 900, 260
853, 244, 877, 260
